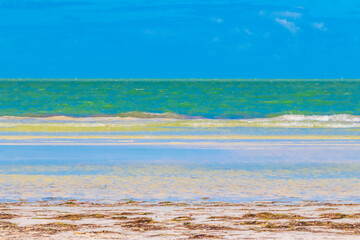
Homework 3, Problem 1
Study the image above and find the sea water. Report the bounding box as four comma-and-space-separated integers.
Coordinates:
1, 79, 360, 202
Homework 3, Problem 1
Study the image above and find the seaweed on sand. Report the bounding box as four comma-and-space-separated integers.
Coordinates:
242, 212, 305, 220
189, 233, 222, 239
172, 216, 195, 222
0, 213, 16, 219
120, 217, 166, 231
183, 222, 233, 231
257, 220, 360, 233
0, 221, 18, 230
28, 222, 80, 234
115, 212, 153, 216
208, 216, 243, 221
320, 213, 360, 219
54, 214, 108, 220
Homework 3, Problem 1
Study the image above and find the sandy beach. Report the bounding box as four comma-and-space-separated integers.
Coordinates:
2, 200, 360, 239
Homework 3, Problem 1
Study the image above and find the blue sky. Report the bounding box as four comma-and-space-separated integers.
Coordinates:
0, 0, 359, 78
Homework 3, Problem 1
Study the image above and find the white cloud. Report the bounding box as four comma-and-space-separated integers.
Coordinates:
143, 29, 155, 35
211, 18, 223, 23
234, 28, 253, 36
243, 29, 253, 36
237, 43, 252, 50
212, 37, 219, 42
273, 54, 281, 60
275, 11, 302, 19
312, 22, 327, 31
275, 18, 299, 34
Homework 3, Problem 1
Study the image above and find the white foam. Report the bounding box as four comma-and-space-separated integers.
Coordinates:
0, 114, 360, 129
274, 114, 360, 122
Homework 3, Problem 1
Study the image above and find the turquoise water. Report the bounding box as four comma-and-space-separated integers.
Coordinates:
1, 79, 359, 118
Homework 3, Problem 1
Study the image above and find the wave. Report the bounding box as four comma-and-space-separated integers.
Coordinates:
175, 115, 360, 128
2, 112, 360, 121
273, 114, 360, 122
0, 113, 360, 130
0, 112, 192, 121
110, 111, 193, 119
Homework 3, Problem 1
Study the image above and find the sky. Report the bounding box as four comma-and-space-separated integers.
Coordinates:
0, 0, 359, 79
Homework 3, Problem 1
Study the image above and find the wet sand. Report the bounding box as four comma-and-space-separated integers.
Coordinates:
2, 200, 360, 239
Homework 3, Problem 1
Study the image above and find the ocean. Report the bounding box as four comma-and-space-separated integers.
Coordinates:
1, 79, 359, 118
1, 79, 360, 202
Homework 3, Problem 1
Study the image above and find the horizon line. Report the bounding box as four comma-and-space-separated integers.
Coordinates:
0, 78, 359, 81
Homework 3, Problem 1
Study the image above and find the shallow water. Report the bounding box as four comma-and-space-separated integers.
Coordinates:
1, 140, 360, 202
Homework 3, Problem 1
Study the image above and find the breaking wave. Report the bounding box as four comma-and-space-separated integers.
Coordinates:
0, 113, 360, 129
273, 114, 360, 122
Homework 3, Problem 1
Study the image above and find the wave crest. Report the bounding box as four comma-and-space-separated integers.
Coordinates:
0, 113, 360, 129
274, 114, 360, 122
0, 111, 192, 121
111, 111, 190, 119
